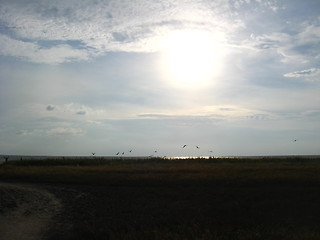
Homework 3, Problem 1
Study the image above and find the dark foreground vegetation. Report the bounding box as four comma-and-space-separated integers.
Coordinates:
1, 157, 320, 240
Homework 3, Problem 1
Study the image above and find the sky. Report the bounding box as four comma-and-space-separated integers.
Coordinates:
0, 0, 319, 157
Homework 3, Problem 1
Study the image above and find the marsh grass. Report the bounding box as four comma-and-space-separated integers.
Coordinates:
1, 157, 320, 185
1, 157, 320, 239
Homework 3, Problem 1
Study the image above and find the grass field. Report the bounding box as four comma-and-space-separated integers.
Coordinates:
1, 157, 320, 239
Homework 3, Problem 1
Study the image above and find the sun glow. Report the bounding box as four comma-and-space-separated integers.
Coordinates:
160, 30, 225, 88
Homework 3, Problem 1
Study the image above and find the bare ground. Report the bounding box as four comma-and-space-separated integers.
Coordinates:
0, 182, 62, 240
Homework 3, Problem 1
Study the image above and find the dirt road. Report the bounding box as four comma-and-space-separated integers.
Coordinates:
0, 182, 62, 240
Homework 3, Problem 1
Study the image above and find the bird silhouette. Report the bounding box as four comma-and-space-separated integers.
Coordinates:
122, 152, 125, 155
129, 150, 132, 152
92, 152, 95, 156
116, 152, 119, 155
196, 146, 200, 149
182, 145, 187, 148
293, 139, 297, 142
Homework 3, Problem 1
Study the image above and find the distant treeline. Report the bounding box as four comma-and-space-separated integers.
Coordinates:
1, 155, 320, 166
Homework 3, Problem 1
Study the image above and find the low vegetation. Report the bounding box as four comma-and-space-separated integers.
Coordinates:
1, 157, 320, 240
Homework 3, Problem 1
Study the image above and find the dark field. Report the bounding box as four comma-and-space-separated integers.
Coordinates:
1, 157, 320, 240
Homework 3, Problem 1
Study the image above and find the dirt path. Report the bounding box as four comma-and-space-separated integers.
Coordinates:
0, 182, 62, 240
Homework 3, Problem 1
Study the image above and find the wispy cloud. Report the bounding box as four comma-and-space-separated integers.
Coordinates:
302, 109, 320, 118
0, 0, 243, 64
236, 10, 320, 66
284, 68, 320, 82
137, 105, 273, 122
0, 34, 91, 64
246, 114, 269, 121
246, 33, 289, 51
16, 130, 33, 136
43, 103, 101, 118
0, 0, 318, 66
46, 127, 85, 137
76, 111, 86, 115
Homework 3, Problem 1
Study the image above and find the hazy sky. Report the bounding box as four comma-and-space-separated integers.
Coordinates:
1, 0, 319, 157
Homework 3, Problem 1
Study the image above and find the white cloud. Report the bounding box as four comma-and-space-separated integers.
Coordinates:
0, 34, 90, 64
46, 127, 85, 136
137, 105, 273, 123
237, 14, 320, 64
247, 32, 291, 50
284, 68, 320, 82
16, 130, 33, 136
279, 22, 320, 63
233, 0, 280, 12
0, 0, 241, 64
31, 44, 91, 64
298, 22, 320, 44
76, 111, 86, 115
302, 109, 320, 118
241, 31, 310, 64
42, 103, 106, 119
0, 34, 38, 59
246, 114, 269, 121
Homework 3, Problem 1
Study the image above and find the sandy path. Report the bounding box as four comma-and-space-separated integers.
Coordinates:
0, 182, 62, 240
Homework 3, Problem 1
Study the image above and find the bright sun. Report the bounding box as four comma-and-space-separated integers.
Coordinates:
160, 30, 225, 88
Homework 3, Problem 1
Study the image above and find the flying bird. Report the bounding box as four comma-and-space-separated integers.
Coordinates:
129, 150, 132, 152
122, 152, 125, 155
196, 146, 200, 149
293, 139, 297, 142
182, 145, 187, 148
116, 152, 119, 155
92, 152, 95, 156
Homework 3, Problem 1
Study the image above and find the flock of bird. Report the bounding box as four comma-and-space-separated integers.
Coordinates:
90, 144, 214, 157
90, 139, 299, 157
115, 149, 133, 156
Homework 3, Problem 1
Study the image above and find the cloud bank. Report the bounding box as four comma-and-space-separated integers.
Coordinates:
0, 0, 290, 64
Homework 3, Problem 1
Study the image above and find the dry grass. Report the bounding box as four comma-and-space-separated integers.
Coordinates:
1, 158, 320, 184
1, 157, 320, 239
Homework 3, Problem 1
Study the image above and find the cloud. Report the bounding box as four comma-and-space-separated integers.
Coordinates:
16, 130, 33, 136
39, 103, 107, 120
219, 107, 235, 111
238, 16, 320, 64
0, 0, 241, 64
284, 68, 320, 82
0, 0, 318, 79
137, 105, 272, 122
280, 23, 320, 63
0, 34, 90, 64
46, 127, 85, 137
247, 33, 285, 50
246, 114, 269, 121
302, 110, 320, 118
233, 0, 280, 12
76, 111, 86, 115
46, 105, 55, 111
